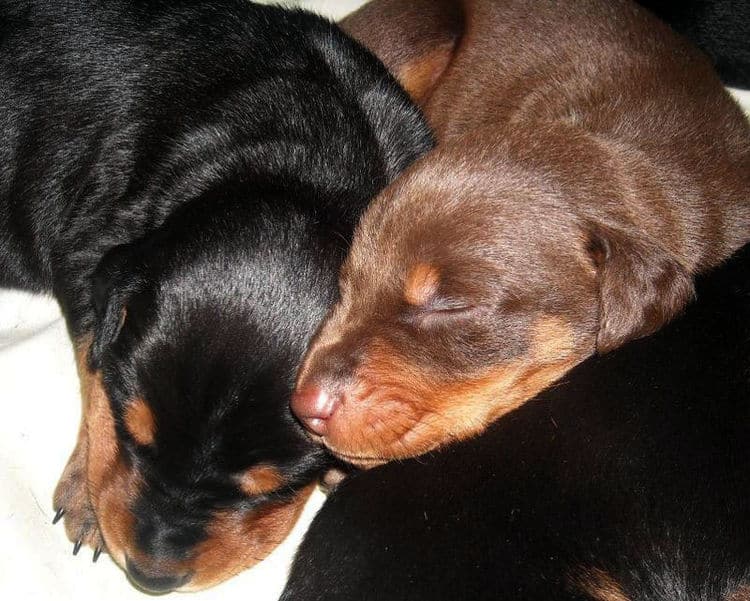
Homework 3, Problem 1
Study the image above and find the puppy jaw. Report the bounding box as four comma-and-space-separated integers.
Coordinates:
180, 485, 313, 591
299, 316, 590, 465
83, 364, 136, 570
80, 354, 314, 590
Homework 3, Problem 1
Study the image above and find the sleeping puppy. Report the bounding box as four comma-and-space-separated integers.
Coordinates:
291, 0, 750, 466
282, 241, 750, 601
0, 0, 431, 592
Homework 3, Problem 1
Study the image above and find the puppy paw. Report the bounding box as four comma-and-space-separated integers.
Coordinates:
52, 442, 106, 561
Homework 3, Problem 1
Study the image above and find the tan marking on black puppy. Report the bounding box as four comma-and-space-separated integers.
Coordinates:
182, 485, 314, 591
124, 398, 156, 447
236, 465, 286, 497
53, 338, 105, 555
83, 371, 317, 591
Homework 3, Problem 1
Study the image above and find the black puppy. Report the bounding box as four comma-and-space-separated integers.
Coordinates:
282, 241, 750, 600
0, 0, 431, 592
637, 0, 750, 89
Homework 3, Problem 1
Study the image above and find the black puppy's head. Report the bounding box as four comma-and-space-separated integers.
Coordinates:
84, 197, 332, 592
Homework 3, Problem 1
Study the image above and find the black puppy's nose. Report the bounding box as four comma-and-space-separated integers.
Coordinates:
125, 557, 191, 594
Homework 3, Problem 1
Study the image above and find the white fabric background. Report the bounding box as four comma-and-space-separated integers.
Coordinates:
0, 0, 748, 597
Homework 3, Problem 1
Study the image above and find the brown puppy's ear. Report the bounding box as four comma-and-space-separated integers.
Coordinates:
589, 227, 695, 354
341, 0, 463, 104
395, 41, 456, 105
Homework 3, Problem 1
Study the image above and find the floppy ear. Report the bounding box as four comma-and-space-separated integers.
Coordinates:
89, 244, 143, 369
341, 0, 462, 104
589, 227, 695, 354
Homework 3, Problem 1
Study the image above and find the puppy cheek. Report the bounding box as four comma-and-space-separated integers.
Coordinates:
323, 344, 443, 459
92, 463, 139, 570
340, 319, 588, 461
184, 485, 315, 591
85, 373, 138, 568
324, 391, 427, 461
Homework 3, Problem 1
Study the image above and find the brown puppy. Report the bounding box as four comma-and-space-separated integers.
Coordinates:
292, 0, 750, 467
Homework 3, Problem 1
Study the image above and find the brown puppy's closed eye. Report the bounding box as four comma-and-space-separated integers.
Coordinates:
291, 0, 750, 466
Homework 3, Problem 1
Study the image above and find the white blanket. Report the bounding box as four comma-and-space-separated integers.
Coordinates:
1, 0, 748, 597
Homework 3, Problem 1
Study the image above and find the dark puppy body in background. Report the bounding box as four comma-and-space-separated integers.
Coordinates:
283, 241, 750, 601
637, 0, 750, 89
0, 0, 431, 592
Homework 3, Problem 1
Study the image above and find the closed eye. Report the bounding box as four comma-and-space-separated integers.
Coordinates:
405, 300, 485, 328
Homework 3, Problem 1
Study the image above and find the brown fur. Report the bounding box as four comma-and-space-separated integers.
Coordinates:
54, 340, 313, 591
123, 398, 156, 447
341, 0, 462, 103
571, 568, 632, 601
727, 586, 750, 601
52, 339, 105, 552
292, 0, 750, 463
236, 465, 286, 497
183, 485, 312, 591
404, 262, 441, 306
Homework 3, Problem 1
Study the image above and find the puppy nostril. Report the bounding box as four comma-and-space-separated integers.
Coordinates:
291, 385, 339, 436
125, 557, 191, 594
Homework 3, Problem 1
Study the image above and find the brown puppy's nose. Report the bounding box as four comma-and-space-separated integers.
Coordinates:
292, 385, 339, 436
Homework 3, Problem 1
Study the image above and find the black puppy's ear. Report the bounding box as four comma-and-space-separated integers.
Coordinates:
89, 244, 142, 369
589, 227, 695, 354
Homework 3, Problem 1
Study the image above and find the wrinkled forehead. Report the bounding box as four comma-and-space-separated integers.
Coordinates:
345, 181, 583, 302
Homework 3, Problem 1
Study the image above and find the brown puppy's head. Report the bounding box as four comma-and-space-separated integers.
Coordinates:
292, 150, 693, 465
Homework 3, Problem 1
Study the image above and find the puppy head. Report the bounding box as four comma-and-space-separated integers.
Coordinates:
292, 154, 693, 465
83, 208, 331, 592
83, 367, 318, 592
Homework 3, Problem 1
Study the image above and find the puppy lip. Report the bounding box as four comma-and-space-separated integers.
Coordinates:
322, 443, 388, 467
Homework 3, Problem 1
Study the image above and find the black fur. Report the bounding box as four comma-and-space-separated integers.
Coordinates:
637, 0, 750, 88
282, 243, 750, 601
0, 0, 432, 587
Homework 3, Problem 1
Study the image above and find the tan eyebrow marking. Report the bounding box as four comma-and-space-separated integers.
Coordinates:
124, 398, 156, 446
404, 263, 440, 306
235, 465, 285, 496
